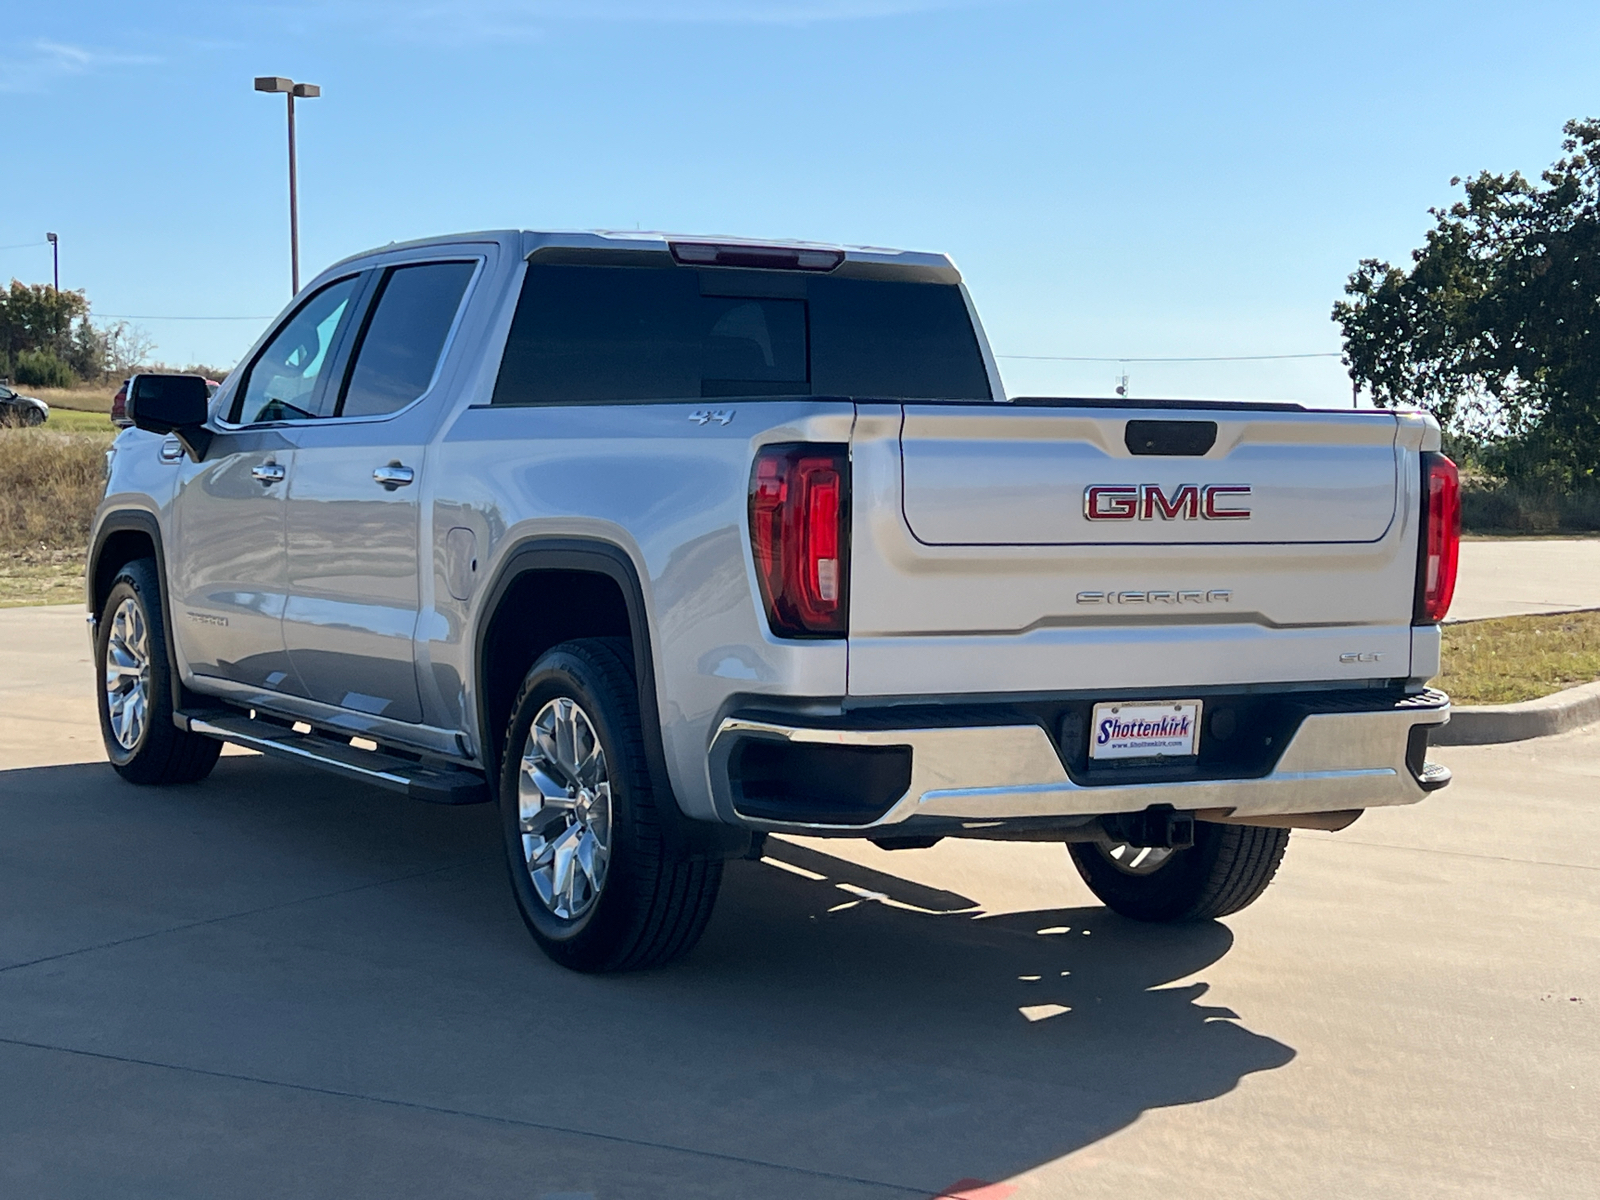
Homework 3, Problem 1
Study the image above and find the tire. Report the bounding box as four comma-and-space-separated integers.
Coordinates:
95, 558, 221, 786
1068, 821, 1289, 922
499, 638, 722, 972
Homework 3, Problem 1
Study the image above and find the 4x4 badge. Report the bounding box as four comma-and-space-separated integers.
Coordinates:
689, 409, 736, 426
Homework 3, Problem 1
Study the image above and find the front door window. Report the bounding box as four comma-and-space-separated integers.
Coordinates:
232, 276, 362, 424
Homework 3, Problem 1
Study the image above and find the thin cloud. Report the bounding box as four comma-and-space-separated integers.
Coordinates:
269, 0, 1006, 44
352, 0, 996, 22
1, 40, 161, 93
489, 0, 995, 19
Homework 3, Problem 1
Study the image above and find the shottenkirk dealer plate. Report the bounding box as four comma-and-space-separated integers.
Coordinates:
1089, 700, 1203, 760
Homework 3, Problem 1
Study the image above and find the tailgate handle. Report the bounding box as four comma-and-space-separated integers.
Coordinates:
1125, 420, 1217, 456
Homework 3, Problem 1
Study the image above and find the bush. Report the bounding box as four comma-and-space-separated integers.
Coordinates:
1460, 482, 1600, 535
12, 348, 75, 389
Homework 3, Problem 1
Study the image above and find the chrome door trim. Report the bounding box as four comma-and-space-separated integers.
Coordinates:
373, 464, 415, 489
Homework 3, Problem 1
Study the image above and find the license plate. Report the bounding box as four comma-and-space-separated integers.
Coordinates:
1089, 700, 1203, 760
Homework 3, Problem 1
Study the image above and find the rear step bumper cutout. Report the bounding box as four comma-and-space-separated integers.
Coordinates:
708, 692, 1450, 835
177, 711, 490, 805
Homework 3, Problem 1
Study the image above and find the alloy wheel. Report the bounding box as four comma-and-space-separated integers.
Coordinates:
517, 697, 613, 920
104, 596, 151, 751
1100, 843, 1175, 876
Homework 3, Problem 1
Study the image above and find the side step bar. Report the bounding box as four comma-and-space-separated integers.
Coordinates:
177, 710, 490, 805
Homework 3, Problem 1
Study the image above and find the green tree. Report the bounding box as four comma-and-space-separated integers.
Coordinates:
1334, 118, 1600, 489
0, 280, 89, 359
62, 318, 110, 380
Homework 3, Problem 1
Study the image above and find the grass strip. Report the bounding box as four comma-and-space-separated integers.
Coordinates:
0, 548, 85, 608
1438, 610, 1600, 705
42, 408, 117, 432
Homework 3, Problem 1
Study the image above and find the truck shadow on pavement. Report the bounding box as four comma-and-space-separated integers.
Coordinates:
686, 839, 1296, 1184
0, 756, 1294, 1197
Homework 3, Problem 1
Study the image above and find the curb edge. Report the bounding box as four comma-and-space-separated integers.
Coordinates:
1434, 680, 1600, 746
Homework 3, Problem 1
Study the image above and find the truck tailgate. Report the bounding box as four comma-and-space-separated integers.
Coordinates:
847, 402, 1432, 698
900, 405, 1398, 546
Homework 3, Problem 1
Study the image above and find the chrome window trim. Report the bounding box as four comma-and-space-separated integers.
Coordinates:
211, 253, 487, 434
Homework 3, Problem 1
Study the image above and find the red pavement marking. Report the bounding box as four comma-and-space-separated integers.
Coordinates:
931, 1181, 1018, 1200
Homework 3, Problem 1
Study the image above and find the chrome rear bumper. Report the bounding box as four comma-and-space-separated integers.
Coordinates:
708, 691, 1450, 835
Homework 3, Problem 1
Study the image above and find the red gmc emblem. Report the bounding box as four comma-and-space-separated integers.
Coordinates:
1084, 484, 1251, 521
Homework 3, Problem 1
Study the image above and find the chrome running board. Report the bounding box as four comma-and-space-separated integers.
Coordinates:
177, 710, 490, 805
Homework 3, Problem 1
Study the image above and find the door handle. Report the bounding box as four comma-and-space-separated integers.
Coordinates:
373, 463, 415, 490
251, 462, 286, 485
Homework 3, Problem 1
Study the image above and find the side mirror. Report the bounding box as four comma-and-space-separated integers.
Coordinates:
128, 374, 213, 460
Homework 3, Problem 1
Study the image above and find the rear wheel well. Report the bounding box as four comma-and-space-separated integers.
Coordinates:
481, 568, 632, 767
92, 528, 158, 614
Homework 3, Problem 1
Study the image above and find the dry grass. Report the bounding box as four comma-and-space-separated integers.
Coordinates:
1438, 610, 1600, 705
0, 427, 114, 608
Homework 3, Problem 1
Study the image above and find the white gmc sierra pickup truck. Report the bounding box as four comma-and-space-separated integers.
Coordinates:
90, 231, 1459, 972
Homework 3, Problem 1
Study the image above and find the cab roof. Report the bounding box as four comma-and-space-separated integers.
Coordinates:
327, 229, 961, 284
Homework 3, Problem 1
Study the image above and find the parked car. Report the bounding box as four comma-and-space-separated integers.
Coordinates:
89, 230, 1459, 974
0, 383, 49, 426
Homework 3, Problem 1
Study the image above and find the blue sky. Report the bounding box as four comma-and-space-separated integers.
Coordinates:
5, 0, 1598, 404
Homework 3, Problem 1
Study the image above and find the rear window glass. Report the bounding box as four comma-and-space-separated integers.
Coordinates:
491, 263, 990, 404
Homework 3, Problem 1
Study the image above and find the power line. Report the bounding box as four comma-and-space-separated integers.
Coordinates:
83, 320, 1356, 352
10, 287, 1354, 356
0, 241, 49, 252
997, 352, 1342, 363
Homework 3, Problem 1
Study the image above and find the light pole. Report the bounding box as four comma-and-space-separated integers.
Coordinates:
45, 232, 60, 347
254, 76, 321, 295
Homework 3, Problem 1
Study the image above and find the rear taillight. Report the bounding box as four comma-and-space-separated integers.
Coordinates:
1415, 452, 1461, 623
749, 444, 849, 637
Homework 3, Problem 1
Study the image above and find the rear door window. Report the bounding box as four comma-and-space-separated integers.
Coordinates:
492, 262, 989, 405
336, 261, 477, 418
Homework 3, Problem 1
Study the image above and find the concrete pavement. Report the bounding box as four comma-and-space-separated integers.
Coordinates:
1451, 538, 1600, 621
1, 604, 1596, 1198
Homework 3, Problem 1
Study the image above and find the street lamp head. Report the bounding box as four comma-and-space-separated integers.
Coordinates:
255, 74, 318, 295
46, 232, 57, 245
